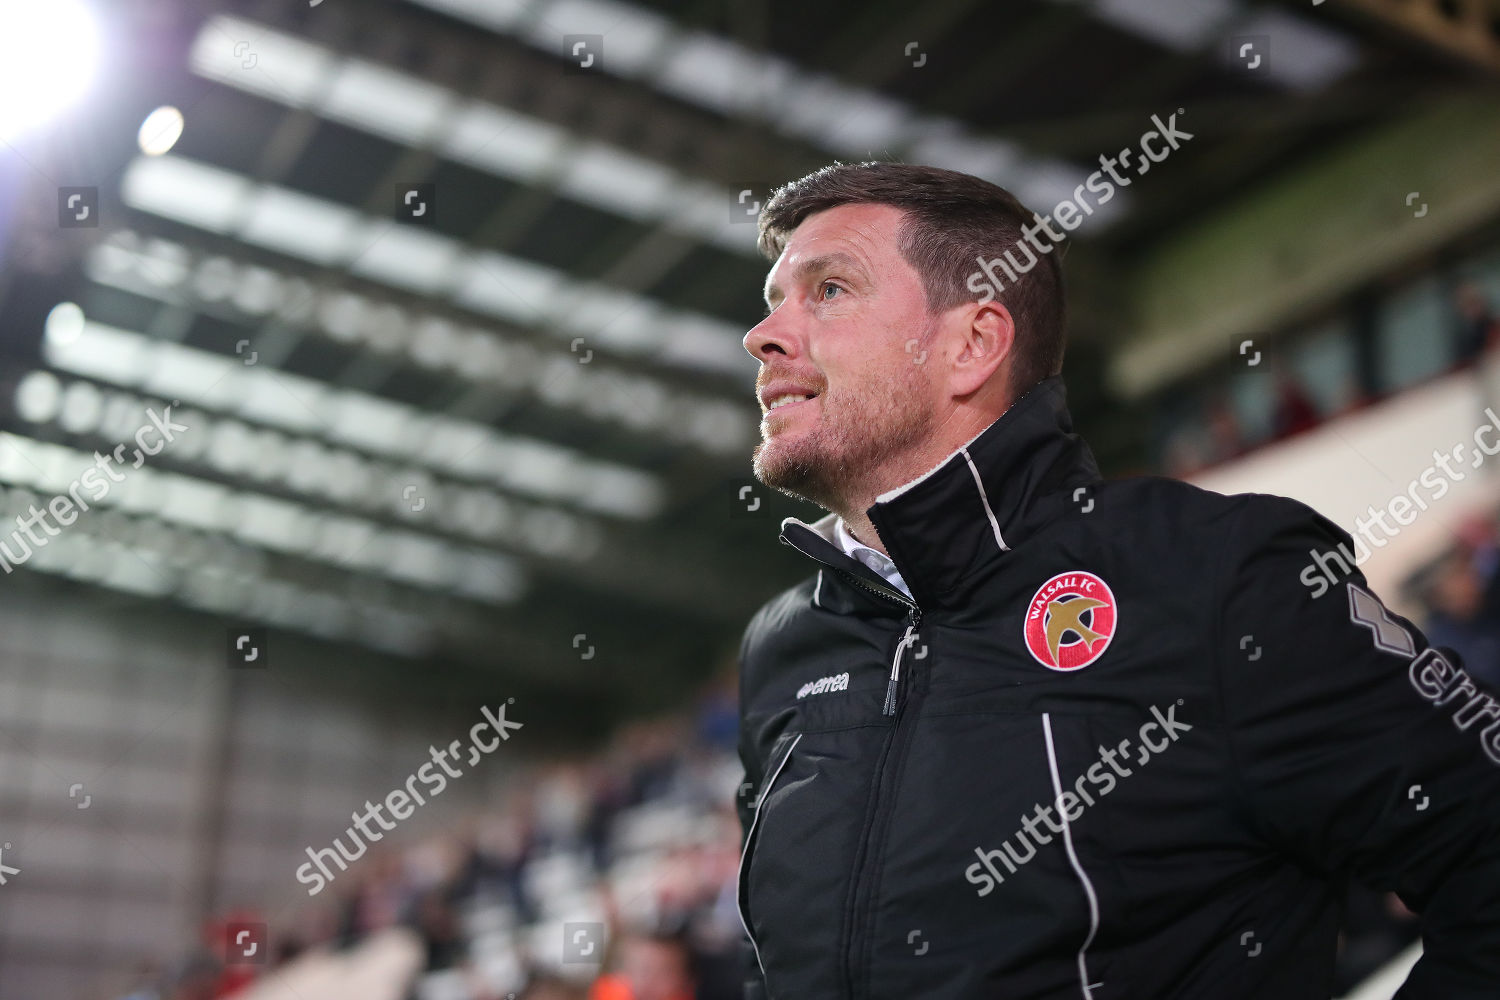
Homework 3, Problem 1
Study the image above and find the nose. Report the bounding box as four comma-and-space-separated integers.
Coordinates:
743, 310, 798, 361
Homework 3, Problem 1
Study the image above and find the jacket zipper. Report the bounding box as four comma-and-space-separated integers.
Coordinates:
826, 566, 923, 716
777, 530, 927, 999
883, 614, 922, 715
737, 732, 803, 982
826, 565, 924, 998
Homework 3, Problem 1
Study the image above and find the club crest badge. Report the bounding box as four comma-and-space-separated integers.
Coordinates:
1024, 571, 1118, 671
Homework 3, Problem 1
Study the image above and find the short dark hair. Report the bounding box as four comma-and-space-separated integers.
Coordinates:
757, 161, 1066, 399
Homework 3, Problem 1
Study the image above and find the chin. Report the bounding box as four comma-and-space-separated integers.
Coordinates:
752, 438, 836, 505
751, 440, 786, 483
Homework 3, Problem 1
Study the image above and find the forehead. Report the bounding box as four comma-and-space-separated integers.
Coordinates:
764, 202, 909, 296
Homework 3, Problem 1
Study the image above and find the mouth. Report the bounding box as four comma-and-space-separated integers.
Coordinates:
762, 391, 818, 419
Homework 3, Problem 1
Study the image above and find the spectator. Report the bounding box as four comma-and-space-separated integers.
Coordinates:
1423, 547, 1500, 692
110, 959, 165, 1000
409, 886, 466, 972
1162, 423, 1212, 479
1206, 397, 1245, 464
1270, 364, 1321, 440
1454, 282, 1499, 367
588, 931, 697, 1000
521, 974, 590, 1000
694, 672, 739, 754
335, 844, 414, 950
165, 954, 220, 1000
204, 910, 261, 998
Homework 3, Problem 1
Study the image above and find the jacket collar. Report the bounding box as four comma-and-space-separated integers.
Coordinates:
778, 377, 1098, 612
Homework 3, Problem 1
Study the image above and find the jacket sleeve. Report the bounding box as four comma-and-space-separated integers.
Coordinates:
736, 624, 770, 1000
1217, 497, 1500, 998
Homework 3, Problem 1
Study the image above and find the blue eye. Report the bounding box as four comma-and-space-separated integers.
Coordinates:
821, 282, 842, 300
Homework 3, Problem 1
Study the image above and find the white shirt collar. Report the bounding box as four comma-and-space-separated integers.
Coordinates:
832, 517, 912, 599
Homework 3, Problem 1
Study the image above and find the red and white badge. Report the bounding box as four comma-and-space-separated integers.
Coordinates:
1024, 571, 1118, 671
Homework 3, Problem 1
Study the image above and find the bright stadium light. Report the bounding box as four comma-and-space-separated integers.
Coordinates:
137, 105, 185, 156
0, 0, 101, 141
45, 301, 86, 345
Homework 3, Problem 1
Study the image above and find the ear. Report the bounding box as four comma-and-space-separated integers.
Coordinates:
946, 299, 1015, 399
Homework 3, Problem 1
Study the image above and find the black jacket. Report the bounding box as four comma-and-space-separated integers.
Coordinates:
734, 377, 1500, 999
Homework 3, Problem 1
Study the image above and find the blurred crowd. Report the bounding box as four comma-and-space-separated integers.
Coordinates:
1163, 280, 1500, 478
1408, 516, 1500, 695
108, 675, 746, 1000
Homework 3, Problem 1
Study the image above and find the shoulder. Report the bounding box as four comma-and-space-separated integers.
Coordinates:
738, 576, 821, 693
1094, 476, 1344, 553
1061, 477, 1353, 608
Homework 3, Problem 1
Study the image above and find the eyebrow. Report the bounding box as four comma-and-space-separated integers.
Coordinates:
764, 251, 866, 308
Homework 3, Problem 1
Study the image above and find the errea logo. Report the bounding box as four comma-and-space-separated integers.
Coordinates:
797, 672, 850, 699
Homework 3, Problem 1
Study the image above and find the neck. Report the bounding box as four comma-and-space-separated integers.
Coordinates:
837, 508, 887, 556
835, 406, 1002, 557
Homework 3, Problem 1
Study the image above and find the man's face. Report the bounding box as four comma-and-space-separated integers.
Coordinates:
743, 202, 942, 512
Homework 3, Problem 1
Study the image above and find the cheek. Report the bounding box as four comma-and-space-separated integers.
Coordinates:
814, 324, 923, 400
842, 350, 920, 393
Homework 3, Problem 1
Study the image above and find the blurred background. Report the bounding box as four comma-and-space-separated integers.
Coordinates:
0, 0, 1498, 997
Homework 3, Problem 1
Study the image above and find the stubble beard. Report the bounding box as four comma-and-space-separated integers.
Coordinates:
751, 359, 938, 518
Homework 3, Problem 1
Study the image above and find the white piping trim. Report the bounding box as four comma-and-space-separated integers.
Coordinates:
874, 416, 998, 504
812, 569, 824, 609
1042, 713, 1099, 1000
737, 732, 803, 981
961, 447, 1010, 553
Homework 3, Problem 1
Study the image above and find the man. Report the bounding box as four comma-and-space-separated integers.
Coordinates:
1422, 545, 1500, 694
1454, 282, 1498, 368
732, 162, 1500, 999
